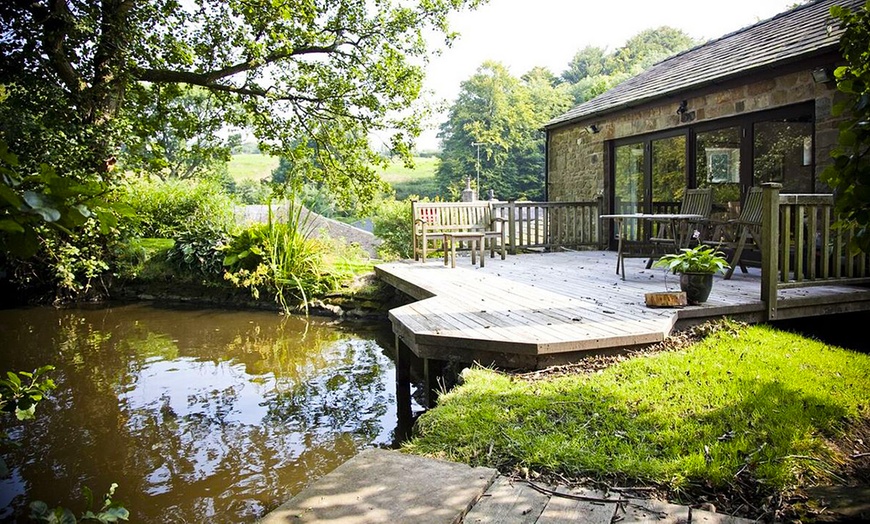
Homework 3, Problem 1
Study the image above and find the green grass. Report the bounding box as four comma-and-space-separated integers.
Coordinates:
379, 156, 440, 200
404, 322, 870, 492
227, 153, 279, 183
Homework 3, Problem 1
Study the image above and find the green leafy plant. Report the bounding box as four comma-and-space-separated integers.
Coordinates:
653, 244, 730, 274
372, 196, 416, 260
165, 226, 231, 279
0, 365, 56, 421
1, 367, 129, 522
224, 199, 337, 312
30, 483, 129, 523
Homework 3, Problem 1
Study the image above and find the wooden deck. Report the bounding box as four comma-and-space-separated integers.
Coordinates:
376, 251, 870, 369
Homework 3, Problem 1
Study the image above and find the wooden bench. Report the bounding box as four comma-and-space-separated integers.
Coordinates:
412, 201, 506, 261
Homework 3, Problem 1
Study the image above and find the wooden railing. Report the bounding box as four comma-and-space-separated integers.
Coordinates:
492, 199, 603, 253
760, 183, 870, 319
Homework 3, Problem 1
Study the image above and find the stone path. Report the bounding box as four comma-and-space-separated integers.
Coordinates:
259, 449, 753, 523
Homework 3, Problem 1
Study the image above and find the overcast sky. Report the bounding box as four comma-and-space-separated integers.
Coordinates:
414, 0, 796, 150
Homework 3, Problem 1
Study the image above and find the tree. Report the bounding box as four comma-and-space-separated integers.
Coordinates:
436, 62, 572, 200
560, 27, 697, 105
0, 0, 482, 208
561, 46, 610, 84
823, 1, 870, 253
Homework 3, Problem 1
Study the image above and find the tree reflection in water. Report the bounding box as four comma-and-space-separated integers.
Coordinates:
0, 303, 415, 523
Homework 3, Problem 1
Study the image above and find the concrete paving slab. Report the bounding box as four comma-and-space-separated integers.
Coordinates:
259, 448, 497, 524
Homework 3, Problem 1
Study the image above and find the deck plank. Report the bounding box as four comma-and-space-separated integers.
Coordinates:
375, 251, 870, 368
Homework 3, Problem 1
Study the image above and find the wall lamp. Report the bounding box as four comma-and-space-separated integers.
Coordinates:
812, 67, 834, 84
584, 124, 601, 134
677, 100, 695, 123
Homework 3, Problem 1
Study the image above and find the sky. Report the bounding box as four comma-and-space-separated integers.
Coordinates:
414, 0, 796, 150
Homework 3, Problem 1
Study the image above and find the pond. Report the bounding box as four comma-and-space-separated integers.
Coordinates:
0, 303, 421, 523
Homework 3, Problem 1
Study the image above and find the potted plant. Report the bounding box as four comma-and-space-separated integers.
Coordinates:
653, 244, 730, 304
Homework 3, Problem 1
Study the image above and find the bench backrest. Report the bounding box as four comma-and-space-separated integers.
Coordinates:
412, 201, 494, 231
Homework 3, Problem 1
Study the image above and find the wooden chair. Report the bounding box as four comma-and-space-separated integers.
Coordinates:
711, 186, 764, 280
645, 187, 713, 267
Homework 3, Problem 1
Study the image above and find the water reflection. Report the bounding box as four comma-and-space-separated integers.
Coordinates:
0, 303, 420, 523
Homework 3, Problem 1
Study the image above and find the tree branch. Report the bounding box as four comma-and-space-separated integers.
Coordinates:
205, 41, 346, 82
40, 0, 82, 94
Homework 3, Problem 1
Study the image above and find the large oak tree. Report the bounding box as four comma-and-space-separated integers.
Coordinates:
0, 0, 480, 207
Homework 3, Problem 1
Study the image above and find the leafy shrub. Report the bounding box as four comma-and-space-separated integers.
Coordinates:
372, 196, 415, 260
231, 179, 273, 205
223, 200, 337, 311
125, 178, 235, 238
166, 226, 231, 280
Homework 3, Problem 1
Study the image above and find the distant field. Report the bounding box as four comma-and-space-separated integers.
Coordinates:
227, 154, 441, 199
227, 154, 279, 183
381, 156, 440, 200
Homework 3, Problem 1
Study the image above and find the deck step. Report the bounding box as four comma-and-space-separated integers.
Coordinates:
259, 448, 497, 523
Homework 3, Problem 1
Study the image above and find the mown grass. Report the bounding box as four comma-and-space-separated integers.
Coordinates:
227, 153, 279, 182
404, 322, 870, 492
379, 156, 440, 200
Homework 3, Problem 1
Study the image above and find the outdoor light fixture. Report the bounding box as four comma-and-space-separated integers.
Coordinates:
584, 124, 600, 134
812, 67, 833, 84
677, 100, 695, 123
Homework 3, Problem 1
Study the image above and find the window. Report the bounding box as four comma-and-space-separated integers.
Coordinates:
608, 102, 814, 238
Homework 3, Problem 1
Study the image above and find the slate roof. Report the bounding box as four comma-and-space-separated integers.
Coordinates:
545, 0, 862, 129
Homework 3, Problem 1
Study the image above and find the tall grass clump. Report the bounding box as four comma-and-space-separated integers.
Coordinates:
405, 322, 870, 493
223, 199, 337, 312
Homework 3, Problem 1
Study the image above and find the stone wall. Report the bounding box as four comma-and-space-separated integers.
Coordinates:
547, 68, 845, 203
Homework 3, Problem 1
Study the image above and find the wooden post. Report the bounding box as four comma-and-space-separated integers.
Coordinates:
394, 334, 413, 443
507, 200, 517, 255
760, 183, 781, 320
423, 358, 445, 409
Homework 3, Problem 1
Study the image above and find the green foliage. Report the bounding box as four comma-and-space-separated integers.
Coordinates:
31, 483, 129, 523
559, 27, 697, 104
124, 178, 235, 238
1, 366, 129, 522
406, 323, 870, 491
0, 0, 482, 209
223, 201, 337, 312
372, 197, 416, 260
165, 226, 231, 279
123, 85, 241, 181
231, 179, 273, 205
653, 244, 730, 274
436, 62, 573, 201
0, 365, 56, 421
823, 2, 870, 253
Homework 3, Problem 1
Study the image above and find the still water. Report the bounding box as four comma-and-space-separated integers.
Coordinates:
0, 303, 417, 523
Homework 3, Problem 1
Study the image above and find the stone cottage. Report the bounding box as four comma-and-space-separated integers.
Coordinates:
544, 0, 861, 245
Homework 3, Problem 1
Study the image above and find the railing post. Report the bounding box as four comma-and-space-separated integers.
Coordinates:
595, 194, 605, 248
760, 183, 781, 320
507, 200, 517, 254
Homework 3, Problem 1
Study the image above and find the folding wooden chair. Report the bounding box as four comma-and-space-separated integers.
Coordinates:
645, 187, 713, 268
711, 186, 763, 280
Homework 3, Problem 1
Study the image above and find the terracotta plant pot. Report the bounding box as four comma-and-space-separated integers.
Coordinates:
679, 272, 713, 304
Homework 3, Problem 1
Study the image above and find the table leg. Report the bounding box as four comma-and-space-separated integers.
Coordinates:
478, 236, 485, 268
443, 234, 449, 266
451, 236, 457, 268
616, 218, 626, 280
470, 238, 477, 266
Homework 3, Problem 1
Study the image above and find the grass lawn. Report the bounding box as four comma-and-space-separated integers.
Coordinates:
379, 156, 440, 200
405, 322, 870, 497
227, 153, 279, 183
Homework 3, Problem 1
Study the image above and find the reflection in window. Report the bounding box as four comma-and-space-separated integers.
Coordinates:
754, 120, 813, 192
614, 143, 645, 214
651, 135, 686, 213
696, 127, 741, 217
614, 143, 645, 240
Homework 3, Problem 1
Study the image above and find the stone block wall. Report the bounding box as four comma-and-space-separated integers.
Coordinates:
547, 68, 846, 203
